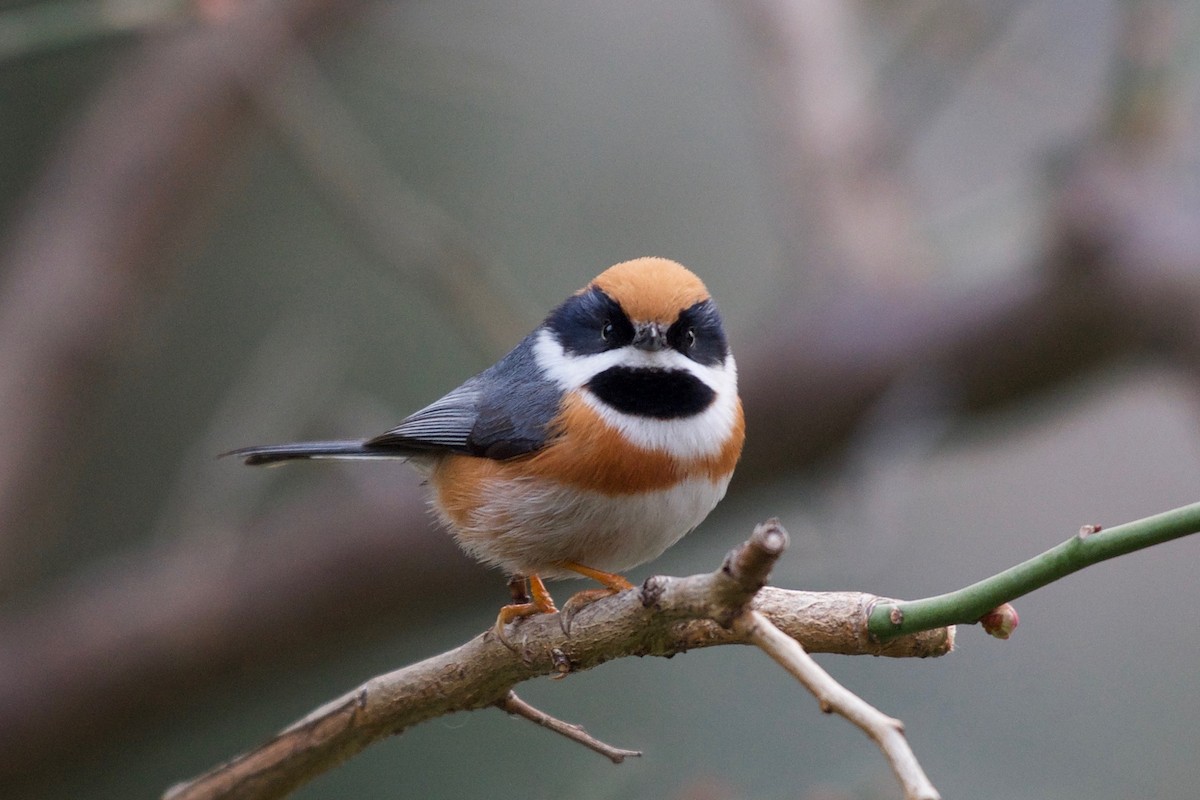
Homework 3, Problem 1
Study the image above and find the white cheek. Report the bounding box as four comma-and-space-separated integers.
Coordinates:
532, 329, 739, 460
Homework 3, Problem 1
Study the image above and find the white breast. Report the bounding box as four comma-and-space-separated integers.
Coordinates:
436, 473, 733, 580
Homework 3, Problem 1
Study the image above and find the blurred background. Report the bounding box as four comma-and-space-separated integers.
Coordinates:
2, 1, 1200, 798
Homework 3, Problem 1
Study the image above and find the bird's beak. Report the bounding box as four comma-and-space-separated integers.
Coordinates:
633, 322, 667, 351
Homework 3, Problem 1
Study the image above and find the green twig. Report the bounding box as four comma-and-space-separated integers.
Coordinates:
868, 500, 1200, 640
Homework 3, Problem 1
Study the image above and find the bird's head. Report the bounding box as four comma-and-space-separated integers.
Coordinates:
535, 257, 737, 436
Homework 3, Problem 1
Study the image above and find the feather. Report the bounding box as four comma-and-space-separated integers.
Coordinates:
223, 440, 413, 465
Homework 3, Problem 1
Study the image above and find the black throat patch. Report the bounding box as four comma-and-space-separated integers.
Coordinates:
586, 367, 716, 419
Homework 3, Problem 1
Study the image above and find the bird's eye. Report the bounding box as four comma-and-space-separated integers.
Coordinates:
600, 320, 614, 342
685, 327, 697, 348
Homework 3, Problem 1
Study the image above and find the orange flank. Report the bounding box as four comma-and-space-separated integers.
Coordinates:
432, 392, 744, 527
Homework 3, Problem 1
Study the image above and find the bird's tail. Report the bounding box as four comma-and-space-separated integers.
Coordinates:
223, 440, 416, 466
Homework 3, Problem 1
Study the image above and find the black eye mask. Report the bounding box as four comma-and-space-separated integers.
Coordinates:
545, 287, 634, 356
667, 299, 729, 367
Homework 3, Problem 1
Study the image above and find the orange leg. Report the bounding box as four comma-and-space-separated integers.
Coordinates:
557, 561, 635, 633
559, 561, 636, 592
494, 574, 558, 650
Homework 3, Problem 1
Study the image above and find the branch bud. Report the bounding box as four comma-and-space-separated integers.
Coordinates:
979, 603, 1019, 639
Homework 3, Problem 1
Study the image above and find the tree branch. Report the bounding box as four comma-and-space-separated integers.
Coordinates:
161, 497, 1200, 800
230, 16, 536, 357
869, 500, 1200, 640
0, 0, 361, 580
496, 691, 641, 764
735, 610, 939, 800
164, 521, 953, 800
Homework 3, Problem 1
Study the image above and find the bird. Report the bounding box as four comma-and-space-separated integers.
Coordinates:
227, 257, 744, 645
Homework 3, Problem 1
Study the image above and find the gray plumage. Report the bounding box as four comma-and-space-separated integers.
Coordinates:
227, 334, 562, 466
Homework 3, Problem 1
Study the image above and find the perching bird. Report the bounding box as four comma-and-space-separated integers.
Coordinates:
228, 257, 744, 644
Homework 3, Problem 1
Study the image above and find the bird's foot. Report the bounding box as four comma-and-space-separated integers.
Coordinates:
557, 562, 635, 634
494, 574, 558, 652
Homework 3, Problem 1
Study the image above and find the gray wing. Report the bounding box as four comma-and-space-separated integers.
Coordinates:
366, 336, 562, 460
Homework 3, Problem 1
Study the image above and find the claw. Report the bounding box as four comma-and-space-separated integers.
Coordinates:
493, 575, 557, 652
556, 562, 636, 635
493, 564, 636, 646
559, 588, 620, 635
